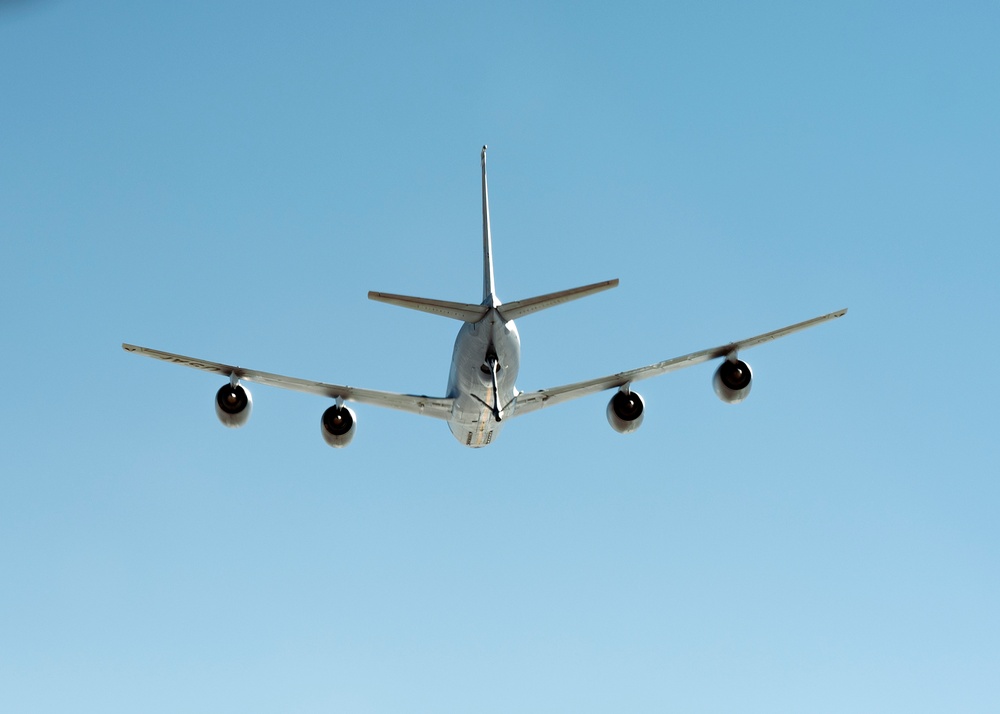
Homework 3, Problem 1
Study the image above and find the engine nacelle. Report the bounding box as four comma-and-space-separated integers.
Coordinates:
606, 389, 645, 434
215, 383, 253, 428
321, 404, 357, 448
713, 359, 753, 404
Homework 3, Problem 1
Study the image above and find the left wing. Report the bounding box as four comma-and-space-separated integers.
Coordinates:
121, 344, 455, 420
510, 308, 847, 417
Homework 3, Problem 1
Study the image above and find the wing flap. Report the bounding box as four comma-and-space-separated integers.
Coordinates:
122, 344, 455, 420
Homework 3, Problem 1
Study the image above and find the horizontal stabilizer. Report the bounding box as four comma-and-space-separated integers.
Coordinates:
498, 279, 619, 322
368, 291, 489, 323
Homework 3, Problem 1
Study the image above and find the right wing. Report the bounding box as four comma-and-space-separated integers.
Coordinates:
121, 344, 455, 420
510, 308, 847, 417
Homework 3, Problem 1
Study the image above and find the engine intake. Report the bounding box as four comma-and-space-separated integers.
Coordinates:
713, 358, 753, 404
321, 404, 357, 448
607, 389, 644, 434
215, 383, 252, 428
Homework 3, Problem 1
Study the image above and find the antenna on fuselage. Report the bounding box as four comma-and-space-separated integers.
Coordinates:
481, 145, 497, 307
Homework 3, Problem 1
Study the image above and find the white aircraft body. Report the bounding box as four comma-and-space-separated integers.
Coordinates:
123, 146, 846, 449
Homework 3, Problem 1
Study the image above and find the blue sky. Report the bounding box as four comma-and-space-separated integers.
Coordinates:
1, 1, 998, 712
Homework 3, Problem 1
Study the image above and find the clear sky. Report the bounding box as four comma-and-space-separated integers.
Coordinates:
1, 1, 998, 712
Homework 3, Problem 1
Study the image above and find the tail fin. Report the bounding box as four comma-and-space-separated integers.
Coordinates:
481, 145, 497, 306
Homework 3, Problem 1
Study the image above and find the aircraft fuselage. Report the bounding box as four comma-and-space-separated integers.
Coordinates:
446, 308, 521, 447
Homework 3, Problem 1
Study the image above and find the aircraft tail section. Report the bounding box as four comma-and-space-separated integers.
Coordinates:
369, 148, 618, 325
368, 291, 489, 323
369, 279, 618, 323
481, 145, 497, 306
497, 279, 619, 322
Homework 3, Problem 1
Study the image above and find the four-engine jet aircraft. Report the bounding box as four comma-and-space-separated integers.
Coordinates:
123, 146, 846, 448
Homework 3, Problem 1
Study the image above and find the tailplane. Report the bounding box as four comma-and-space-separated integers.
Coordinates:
497, 279, 619, 321
368, 291, 488, 323
368, 278, 618, 323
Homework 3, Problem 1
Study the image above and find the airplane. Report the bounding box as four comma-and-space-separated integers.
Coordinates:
123, 146, 847, 449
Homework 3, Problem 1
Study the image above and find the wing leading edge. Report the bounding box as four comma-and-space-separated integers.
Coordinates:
510, 308, 848, 417
121, 344, 455, 420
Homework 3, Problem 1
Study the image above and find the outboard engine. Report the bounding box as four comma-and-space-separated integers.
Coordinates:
215, 383, 253, 427
321, 404, 357, 448
606, 388, 644, 434
713, 358, 753, 404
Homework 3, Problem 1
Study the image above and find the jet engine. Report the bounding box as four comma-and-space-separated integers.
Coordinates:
215, 383, 253, 428
713, 358, 753, 404
606, 388, 644, 434
321, 404, 357, 448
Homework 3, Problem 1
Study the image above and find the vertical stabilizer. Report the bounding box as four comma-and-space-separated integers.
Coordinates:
481, 145, 497, 306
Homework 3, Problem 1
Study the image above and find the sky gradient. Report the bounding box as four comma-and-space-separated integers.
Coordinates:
1, 2, 998, 712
